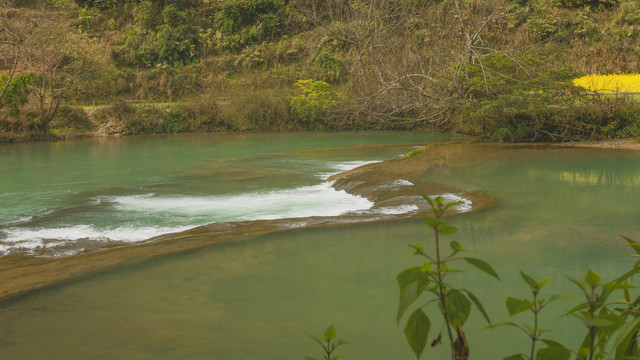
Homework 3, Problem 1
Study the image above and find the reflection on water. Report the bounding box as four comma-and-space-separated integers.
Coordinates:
558, 170, 640, 188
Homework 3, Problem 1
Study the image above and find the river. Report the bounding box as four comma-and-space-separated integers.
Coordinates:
1, 133, 640, 359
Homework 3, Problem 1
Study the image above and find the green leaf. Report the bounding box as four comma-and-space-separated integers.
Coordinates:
612, 264, 640, 285
564, 302, 590, 318
324, 325, 337, 340
585, 269, 602, 286
422, 216, 445, 230
506, 297, 530, 317
571, 313, 614, 327
440, 225, 458, 235
444, 290, 472, 328
604, 283, 637, 292
421, 194, 436, 209
537, 277, 552, 288
421, 262, 433, 272
624, 285, 631, 302
444, 200, 464, 210
397, 267, 430, 292
404, 308, 430, 359
464, 257, 500, 280
504, 354, 526, 360
520, 271, 538, 289
547, 294, 581, 303
567, 276, 588, 294
464, 289, 491, 324
408, 242, 426, 254
597, 312, 625, 336
396, 267, 432, 323
535, 344, 570, 360
523, 323, 535, 334
397, 281, 420, 324
541, 339, 566, 349
621, 234, 640, 256
450, 241, 462, 253
613, 317, 640, 358
308, 334, 324, 347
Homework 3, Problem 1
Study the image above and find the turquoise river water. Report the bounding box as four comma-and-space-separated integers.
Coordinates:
1, 133, 640, 359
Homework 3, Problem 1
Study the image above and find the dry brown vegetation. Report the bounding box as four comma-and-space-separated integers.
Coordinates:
2, 0, 640, 141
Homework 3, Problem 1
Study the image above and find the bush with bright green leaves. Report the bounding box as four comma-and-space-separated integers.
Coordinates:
0, 73, 37, 117
290, 79, 341, 127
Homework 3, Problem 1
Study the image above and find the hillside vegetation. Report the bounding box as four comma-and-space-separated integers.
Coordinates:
2, 0, 640, 141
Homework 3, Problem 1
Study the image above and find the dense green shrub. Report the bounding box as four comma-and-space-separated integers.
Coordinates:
164, 106, 186, 133
212, 0, 287, 52
49, 106, 95, 138
463, 89, 640, 142
112, 2, 200, 68
0, 73, 37, 117
290, 79, 341, 127
312, 50, 346, 83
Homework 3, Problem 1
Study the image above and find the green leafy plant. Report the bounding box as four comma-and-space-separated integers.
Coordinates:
565, 268, 630, 360
561, 235, 640, 360
498, 272, 572, 360
0, 72, 37, 117
290, 79, 341, 126
397, 195, 500, 359
305, 325, 349, 360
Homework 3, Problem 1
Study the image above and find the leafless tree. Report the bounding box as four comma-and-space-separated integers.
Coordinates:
296, 0, 537, 129
0, 0, 42, 105
23, 17, 108, 134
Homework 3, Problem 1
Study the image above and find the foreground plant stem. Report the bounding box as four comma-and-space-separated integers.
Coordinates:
435, 225, 455, 353
529, 289, 539, 360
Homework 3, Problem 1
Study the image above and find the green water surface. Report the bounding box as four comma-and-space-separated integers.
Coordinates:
1, 136, 640, 359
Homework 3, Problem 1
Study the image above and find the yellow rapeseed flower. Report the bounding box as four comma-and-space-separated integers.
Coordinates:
573, 73, 640, 94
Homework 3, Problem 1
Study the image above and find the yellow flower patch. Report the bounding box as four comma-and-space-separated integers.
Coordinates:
573, 74, 640, 94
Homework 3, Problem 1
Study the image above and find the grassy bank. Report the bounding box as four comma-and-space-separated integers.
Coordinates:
2, 0, 640, 142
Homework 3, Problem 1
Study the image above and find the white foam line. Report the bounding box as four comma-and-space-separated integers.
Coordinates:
0, 224, 194, 244
99, 182, 374, 221
318, 160, 381, 180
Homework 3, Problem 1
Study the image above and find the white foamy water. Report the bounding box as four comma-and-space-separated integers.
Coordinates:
101, 182, 374, 221
371, 205, 420, 215
1, 224, 193, 244
0, 225, 194, 256
0, 158, 424, 257
318, 160, 380, 180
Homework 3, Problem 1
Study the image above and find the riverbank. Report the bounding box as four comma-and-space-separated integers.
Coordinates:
555, 138, 640, 150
